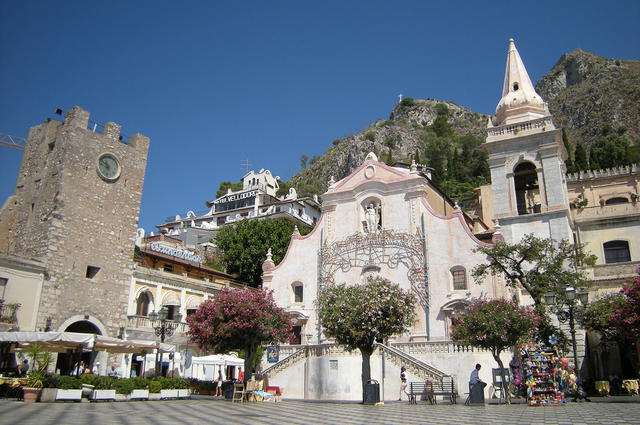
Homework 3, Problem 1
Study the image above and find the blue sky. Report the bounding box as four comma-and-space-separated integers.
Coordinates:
1, 1, 639, 232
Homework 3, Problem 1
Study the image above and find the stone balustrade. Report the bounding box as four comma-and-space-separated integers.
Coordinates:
126, 315, 189, 334
391, 340, 491, 354
572, 201, 640, 222
487, 116, 555, 139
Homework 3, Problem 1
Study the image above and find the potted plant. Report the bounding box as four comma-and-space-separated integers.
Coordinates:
631, 193, 639, 203
22, 344, 52, 403
571, 194, 588, 209
56, 376, 82, 401
90, 376, 116, 401
174, 378, 191, 399
39, 373, 60, 403
158, 377, 179, 399
23, 371, 44, 403
129, 377, 150, 400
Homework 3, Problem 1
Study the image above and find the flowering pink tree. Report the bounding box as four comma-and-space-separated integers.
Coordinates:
450, 299, 539, 404
611, 268, 640, 361
317, 277, 416, 402
186, 288, 293, 383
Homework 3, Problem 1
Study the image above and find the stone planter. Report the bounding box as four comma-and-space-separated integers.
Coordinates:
90, 389, 116, 401
115, 393, 129, 402
81, 383, 94, 398
160, 389, 179, 399
130, 389, 149, 400
39, 388, 58, 403
56, 389, 82, 402
22, 387, 41, 403
177, 389, 191, 399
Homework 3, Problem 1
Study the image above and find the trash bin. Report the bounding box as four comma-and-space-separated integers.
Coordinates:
223, 381, 235, 399
363, 379, 380, 405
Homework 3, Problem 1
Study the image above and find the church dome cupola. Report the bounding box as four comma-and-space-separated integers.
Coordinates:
493, 39, 549, 127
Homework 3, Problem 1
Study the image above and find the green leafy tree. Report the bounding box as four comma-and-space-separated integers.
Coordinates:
589, 133, 633, 170
473, 234, 594, 345
422, 134, 449, 184
300, 154, 309, 169
317, 278, 416, 402
574, 141, 588, 172
216, 181, 243, 198
187, 288, 293, 384
429, 115, 454, 138
215, 218, 310, 286
385, 147, 394, 165
451, 299, 539, 404
581, 293, 625, 342
562, 128, 575, 173
400, 97, 415, 108
276, 180, 292, 198
473, 234, 593, 306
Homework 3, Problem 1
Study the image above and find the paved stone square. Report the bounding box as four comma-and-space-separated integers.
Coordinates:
1, 398, 639, 425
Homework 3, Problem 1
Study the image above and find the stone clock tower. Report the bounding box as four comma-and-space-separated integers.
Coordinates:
0, 106, 149, 338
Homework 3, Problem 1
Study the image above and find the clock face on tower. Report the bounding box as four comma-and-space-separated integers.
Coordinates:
97, 153, 121, 181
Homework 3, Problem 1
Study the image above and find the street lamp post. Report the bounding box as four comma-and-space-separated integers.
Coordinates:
544, 287, 590, 402
149, 306, 182, 376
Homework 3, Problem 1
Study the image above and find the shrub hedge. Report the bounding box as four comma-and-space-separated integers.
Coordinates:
37, 375, 190, 393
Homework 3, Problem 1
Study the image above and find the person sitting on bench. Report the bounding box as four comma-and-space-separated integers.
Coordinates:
469, 364, 487, 404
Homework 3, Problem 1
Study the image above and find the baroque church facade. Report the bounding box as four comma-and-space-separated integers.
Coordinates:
261, 39, 639, 400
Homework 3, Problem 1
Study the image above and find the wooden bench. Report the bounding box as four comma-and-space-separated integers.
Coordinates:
409, 378, 456, 404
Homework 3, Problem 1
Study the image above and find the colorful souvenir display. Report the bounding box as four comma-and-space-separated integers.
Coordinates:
516, 342, 570, 406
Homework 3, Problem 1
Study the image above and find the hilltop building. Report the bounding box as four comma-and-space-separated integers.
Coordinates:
155, 168, 321, 248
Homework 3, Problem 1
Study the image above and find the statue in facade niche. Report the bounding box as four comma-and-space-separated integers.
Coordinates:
364, 203, 380, 233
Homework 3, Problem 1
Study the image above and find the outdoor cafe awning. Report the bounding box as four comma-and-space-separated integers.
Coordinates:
0, 331, 173, 354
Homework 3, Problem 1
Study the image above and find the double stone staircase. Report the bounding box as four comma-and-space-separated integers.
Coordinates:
262, 342, 451, 387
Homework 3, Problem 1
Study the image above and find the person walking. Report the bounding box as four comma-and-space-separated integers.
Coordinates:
216, 369, 224, 397
399, 366, 408, 401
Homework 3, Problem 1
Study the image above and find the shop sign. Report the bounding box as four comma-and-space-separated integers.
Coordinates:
214, 190, 257, 204
149, 242, 201, 263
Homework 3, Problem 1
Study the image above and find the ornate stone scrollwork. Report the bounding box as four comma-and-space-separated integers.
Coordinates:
319, 230, 428, 309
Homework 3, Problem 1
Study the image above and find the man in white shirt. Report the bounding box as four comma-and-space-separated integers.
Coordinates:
470, 363, 483, 387
469, 363, 487, 404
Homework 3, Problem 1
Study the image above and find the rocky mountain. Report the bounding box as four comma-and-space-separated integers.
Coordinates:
289, 99, 489, 194
536, 49, 640, 147
289, 49, 639, 196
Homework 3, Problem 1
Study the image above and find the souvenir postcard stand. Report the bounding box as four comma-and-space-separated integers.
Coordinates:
522, 345, 566, 406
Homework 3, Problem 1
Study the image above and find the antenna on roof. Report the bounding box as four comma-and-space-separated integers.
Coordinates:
240, 156, 251, 174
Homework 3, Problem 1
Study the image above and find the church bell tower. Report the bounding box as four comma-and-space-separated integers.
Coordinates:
485, 39, 572, 243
